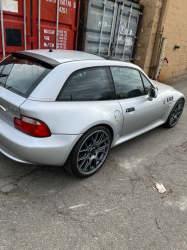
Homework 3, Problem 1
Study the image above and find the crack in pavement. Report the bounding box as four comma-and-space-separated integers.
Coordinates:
0, 167, 48, 196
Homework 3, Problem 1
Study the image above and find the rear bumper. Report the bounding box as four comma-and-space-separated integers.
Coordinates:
0, 118, 81, 166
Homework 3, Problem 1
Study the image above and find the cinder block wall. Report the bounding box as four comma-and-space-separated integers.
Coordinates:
159, 0, 187, 80
133, 0, 164, 75
133, 0, 187, 80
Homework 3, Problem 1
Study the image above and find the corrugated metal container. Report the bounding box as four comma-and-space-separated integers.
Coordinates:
83, 0, 142, 61
0, 0, 80, 61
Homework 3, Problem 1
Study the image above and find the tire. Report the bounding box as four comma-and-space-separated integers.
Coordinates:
164, 98, 185, 128
64, 126, 112, 178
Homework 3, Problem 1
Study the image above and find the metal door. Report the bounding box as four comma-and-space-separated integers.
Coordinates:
0, 0, 79, 61
0, 0, 25, 60
119, 95, 163, 136
84, 0, 142, 61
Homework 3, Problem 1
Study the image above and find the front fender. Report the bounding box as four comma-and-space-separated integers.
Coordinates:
159, 89, 185, 122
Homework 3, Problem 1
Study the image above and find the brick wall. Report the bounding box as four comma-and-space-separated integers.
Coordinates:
133, 0, 187, 80
159, 0, 187, 80
133, 0, 164, 74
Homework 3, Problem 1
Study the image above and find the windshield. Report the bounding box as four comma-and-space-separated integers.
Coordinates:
0, 55, 51, 97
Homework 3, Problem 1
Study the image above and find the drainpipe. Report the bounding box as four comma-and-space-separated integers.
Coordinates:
154, 37, 167, 80
149, 0, 171, 79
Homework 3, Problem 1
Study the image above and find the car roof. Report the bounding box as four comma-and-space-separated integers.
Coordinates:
12, 50, 141, 73
17, 49, 104, 64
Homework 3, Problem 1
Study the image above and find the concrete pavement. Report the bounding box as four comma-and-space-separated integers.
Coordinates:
0, 74, 187, 250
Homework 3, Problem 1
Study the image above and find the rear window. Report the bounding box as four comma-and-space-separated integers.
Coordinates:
0, 55, 51, 98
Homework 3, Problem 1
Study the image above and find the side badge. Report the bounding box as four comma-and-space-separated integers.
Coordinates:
163, 96, 173, 104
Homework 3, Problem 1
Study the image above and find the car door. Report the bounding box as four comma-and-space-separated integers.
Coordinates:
110, 67, 163, 136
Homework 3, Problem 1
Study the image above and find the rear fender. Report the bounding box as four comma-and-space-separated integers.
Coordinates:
20, 100, 123, 145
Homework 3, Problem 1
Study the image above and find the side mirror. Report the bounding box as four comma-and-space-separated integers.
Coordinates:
148, 87, 158, 101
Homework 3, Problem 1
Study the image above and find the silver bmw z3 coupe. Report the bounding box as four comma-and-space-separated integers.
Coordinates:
0, 50, 185, 177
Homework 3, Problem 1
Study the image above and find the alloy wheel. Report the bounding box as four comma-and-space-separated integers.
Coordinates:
77, 130, 110, 175
170, 99, 184, 126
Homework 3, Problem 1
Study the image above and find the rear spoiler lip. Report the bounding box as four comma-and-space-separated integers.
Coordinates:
11, 51, 60, 68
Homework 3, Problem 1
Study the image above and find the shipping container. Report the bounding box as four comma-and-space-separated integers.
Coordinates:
0, 0, 80, 61
82, 0, 143, 62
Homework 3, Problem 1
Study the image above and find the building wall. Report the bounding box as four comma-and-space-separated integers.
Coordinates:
133, 0, 164, 75
159, 0, 187, 80
133, 0, 187, 80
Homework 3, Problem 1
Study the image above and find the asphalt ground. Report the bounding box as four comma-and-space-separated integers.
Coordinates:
0, 74, 187, 250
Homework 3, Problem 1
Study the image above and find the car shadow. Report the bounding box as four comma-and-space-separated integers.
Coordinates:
0, 125, 172, 197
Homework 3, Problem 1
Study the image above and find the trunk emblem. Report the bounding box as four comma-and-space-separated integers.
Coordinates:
0, 105, 7, 112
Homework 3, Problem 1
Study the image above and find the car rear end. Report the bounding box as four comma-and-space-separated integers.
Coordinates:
0, 53, 80, 165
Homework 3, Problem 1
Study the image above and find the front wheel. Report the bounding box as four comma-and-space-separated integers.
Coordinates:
65, 126, 112, 178
164, 98, 185, 128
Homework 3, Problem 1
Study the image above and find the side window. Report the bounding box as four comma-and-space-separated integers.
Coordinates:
141, 74, 153, 94
110, 67, 144, 99
57, 67, 114, 101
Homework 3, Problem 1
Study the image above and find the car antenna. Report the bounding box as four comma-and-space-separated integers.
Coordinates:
27, 11, 53, 52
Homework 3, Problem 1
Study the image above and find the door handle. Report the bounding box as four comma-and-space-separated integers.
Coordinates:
126, 107, 135, 113
0, 105, 7, 112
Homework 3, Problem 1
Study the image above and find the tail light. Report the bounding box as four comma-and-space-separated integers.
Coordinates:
14, 115, 51, 137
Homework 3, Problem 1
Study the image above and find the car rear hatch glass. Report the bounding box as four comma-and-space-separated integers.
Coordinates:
0, 53, 53, 126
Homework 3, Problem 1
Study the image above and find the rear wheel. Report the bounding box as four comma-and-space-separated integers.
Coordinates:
65, 126, 111, 178
164, 98, 185, 128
